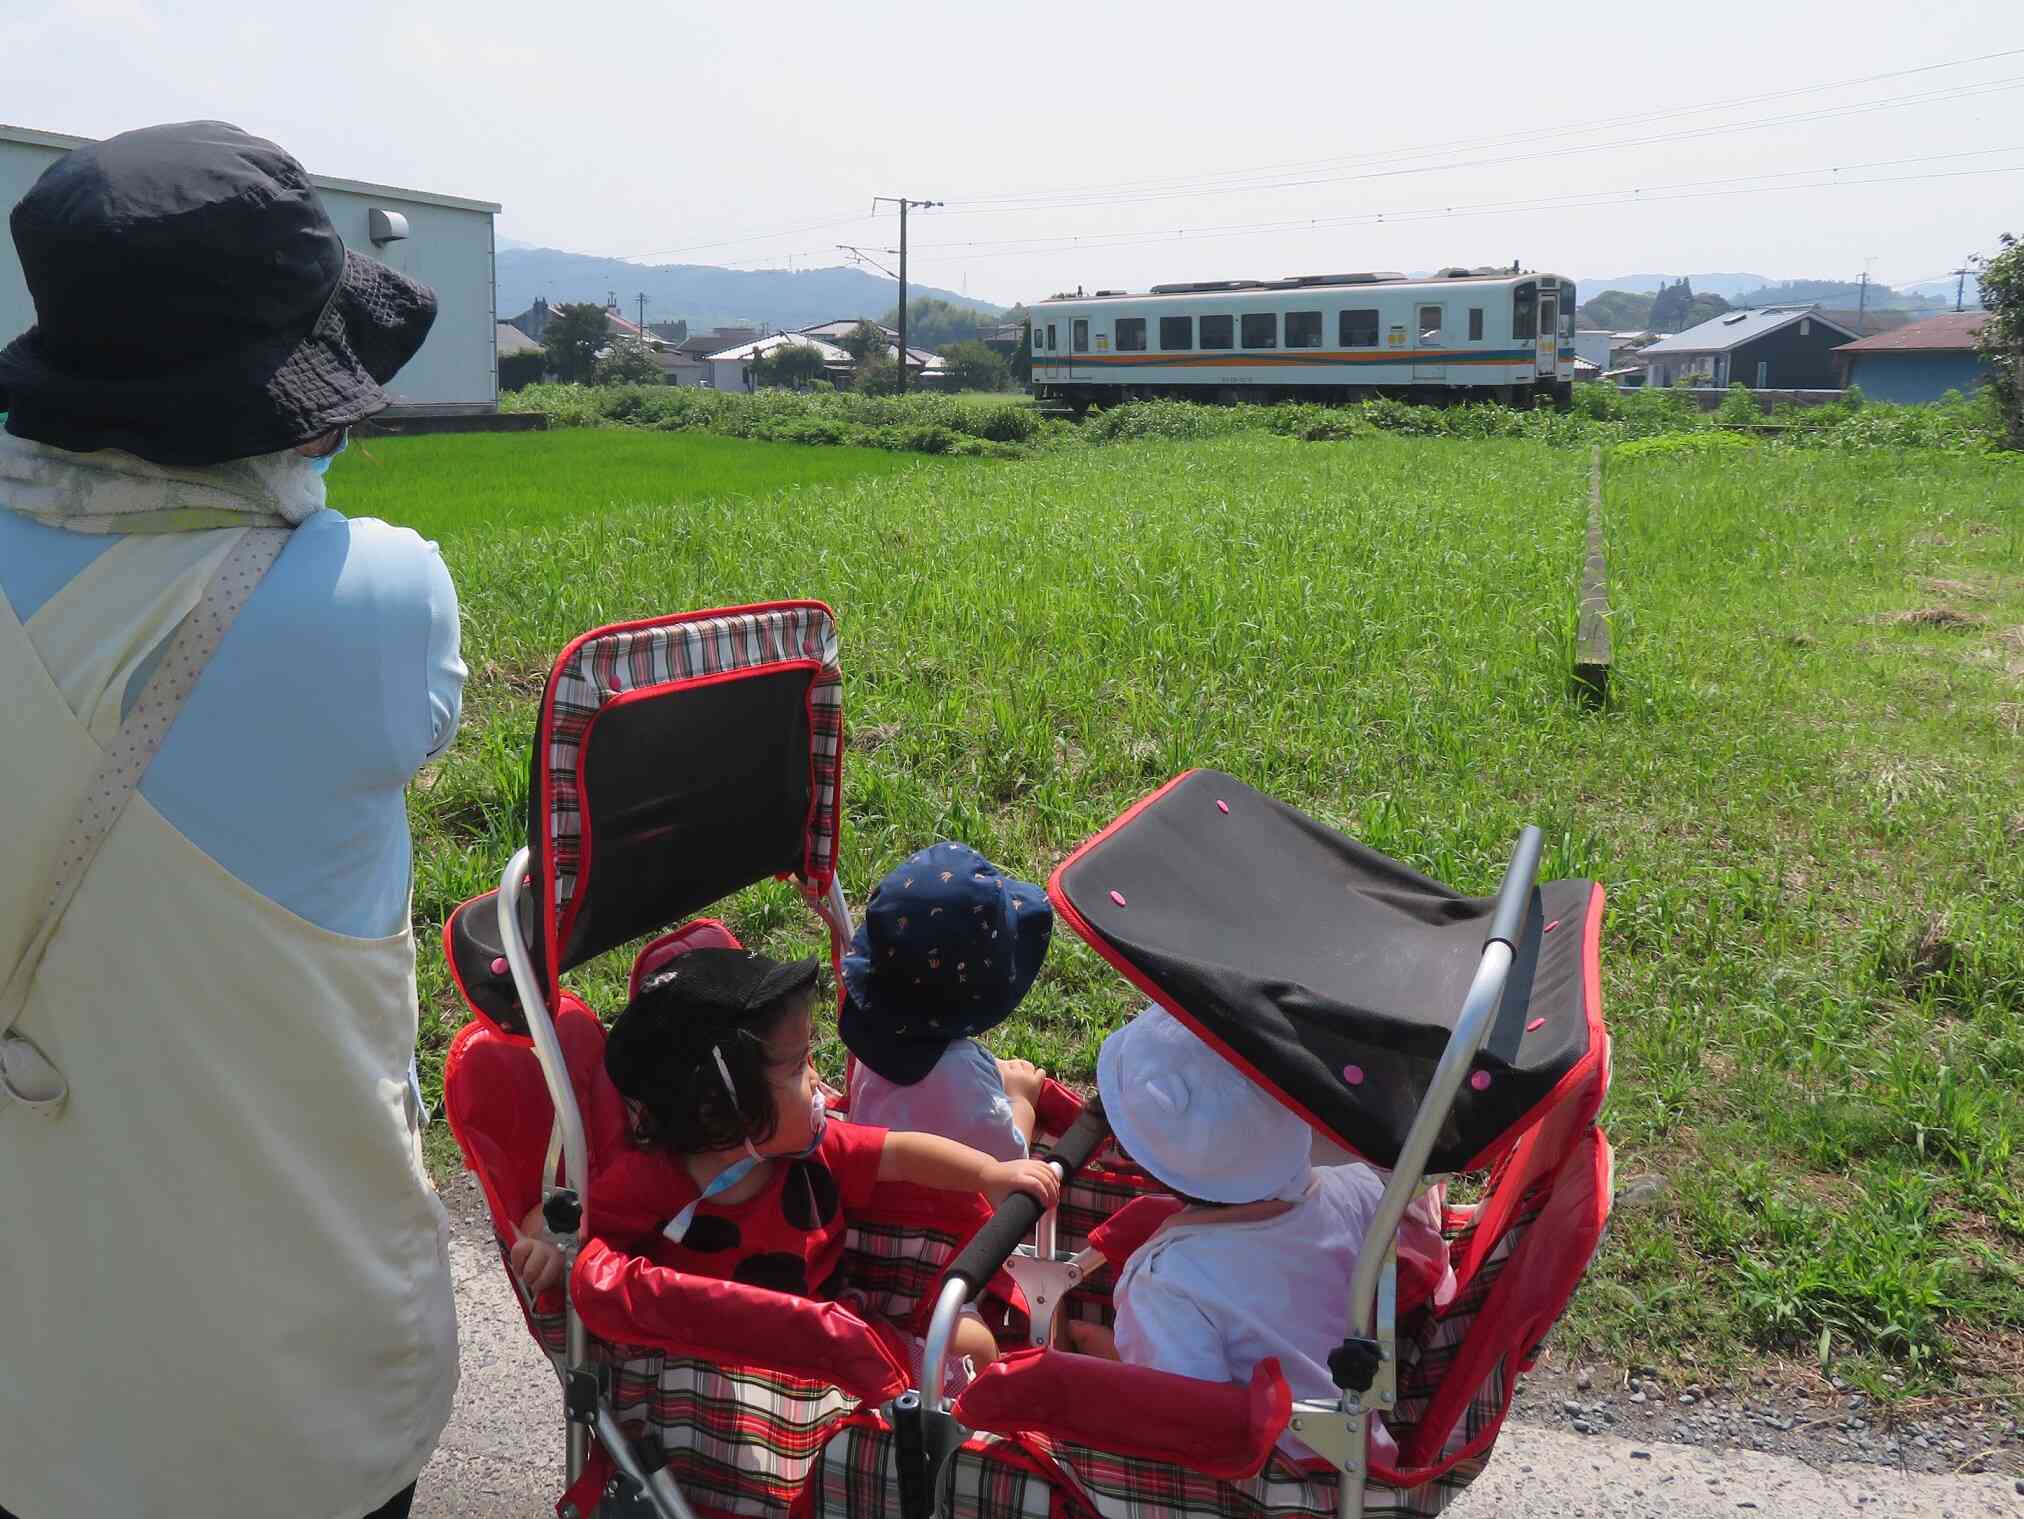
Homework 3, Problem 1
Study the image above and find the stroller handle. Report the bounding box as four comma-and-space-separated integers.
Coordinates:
946, 1097, 1110, 1296
1483, 825, 1546, 953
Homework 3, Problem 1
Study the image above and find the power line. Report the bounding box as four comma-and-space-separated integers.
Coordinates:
898, 151, 2024, 268
941, 45, 2024, 210
930, 74, 2024, 219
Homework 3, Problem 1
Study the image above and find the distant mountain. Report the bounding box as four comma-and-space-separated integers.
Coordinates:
1577, 273, 1770, 301
494, 246, 1002, 332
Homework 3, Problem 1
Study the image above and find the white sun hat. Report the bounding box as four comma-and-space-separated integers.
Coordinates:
1096, 1004, 1313, 1204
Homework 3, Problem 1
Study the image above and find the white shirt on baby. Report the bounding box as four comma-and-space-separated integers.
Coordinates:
847, 1037, 1028, 1161
1112, 1163, 1398, 1464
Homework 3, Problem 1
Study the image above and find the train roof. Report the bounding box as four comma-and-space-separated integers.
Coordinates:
1034, 270, 1571, 305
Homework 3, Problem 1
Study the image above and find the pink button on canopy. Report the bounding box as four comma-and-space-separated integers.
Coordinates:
1469, 1070, 1492, 1091
1216, 800, 1230, 814
1341, 1064, 1365, 1086
1109, 890, 1128, 908
1526, 1017, 1546, 1032
490, 957, 508, 975
1543, 919, 1561, 934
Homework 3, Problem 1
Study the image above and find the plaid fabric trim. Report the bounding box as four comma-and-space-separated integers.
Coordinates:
812, 1422, 1471, 1519
602, 1351, 859, 1519
840, 1217, 966, 1328
544, 605, 842, 925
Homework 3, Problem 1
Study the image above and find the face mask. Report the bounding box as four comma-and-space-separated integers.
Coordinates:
304, 432, 349, 476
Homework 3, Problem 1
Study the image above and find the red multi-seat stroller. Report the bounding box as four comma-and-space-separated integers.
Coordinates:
438, 600, 1613, 1519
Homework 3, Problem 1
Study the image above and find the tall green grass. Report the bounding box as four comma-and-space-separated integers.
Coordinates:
337, 428, 2024, 1390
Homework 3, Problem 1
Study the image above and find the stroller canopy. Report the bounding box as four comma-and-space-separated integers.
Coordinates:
1051, 770, 1603, 1172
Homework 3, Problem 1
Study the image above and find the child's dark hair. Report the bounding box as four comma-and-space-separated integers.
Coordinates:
604, 969, 815, 1154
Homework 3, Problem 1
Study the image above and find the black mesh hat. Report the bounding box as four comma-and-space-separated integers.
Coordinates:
0, 121, 438, 466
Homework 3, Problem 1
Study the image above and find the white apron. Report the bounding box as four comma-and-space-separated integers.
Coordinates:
0, 530, 458, 1517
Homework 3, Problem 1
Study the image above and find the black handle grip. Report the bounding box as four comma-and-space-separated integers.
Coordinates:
1483, 825, 1545, 951
945, 1097, 1109, 1297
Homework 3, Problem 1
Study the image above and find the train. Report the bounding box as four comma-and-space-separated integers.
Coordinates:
1029, 267, 1578, 409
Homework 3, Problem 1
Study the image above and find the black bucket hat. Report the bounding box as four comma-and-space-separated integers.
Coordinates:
605, 948, 821, 1101
840, 842, 1053, 1086
0, 120, 437, 467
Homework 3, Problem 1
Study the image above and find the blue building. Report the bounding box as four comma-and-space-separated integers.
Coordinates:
1833, 313, 1990, 404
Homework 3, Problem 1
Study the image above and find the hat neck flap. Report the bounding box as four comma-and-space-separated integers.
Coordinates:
0, 427, 323, 533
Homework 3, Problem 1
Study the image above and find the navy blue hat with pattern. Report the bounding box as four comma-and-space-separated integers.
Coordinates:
840, 842, 1052, 1086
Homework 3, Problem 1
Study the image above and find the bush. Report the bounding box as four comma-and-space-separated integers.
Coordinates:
941, 340, 1011, 392
499, 381, 2005, 461
592, 340, 662, 387
498, 348, 547, 392
1716, 384, 1760, 426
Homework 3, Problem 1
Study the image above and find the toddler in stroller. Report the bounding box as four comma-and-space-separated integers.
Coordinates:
515, 943, 1058, 1384
841, 842, 1054, 1162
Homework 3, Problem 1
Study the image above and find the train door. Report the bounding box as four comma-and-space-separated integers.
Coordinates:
1536, 290, 1560, 375
1412, 303, 1446, 382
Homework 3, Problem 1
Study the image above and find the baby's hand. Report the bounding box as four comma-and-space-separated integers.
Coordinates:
982, 1157, 1061, 1210
1063, 1320, 1119, 1359
996, 1058, 1047, 1104
509, 1232, 566, 1295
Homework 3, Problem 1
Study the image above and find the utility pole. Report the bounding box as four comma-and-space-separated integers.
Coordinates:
1951, 266, 1972, 312
1856, 257, 1876, 335
873, 196, 942, 394
638, 291, 647, 339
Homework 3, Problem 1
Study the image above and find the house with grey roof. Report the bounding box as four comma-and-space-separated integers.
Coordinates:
1639, 306, 1859, 390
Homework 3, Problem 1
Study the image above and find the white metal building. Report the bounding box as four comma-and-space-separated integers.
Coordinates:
1, 123, 502, 413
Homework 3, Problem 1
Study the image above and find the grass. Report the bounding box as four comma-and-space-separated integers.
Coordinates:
338, 427, 2024, 1396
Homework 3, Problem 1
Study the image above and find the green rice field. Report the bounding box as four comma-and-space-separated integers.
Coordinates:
332, 425, 2024, 1397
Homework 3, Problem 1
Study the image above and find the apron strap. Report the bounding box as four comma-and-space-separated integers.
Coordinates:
1, 526, 292, 1118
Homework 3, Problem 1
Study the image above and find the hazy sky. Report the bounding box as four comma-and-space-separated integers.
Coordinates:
5, 0, 2020, 305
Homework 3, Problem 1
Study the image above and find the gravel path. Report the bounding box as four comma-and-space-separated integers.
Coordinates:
416, 1180, 2023, 1518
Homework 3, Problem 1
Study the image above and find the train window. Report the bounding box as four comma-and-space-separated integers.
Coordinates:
1072, 319, 1089, 352
1468, 308, 1484, 341
1160, 315, 1193, 350
1116, 317, 1147, 351
1200, 314, 1234, 349
1241, 312, 1277, 348
1418, 306, 1443, 344
1285, 311, 1322, 348
1339, 309, 1379, 346
1046, 323, 1057, 351
1512, 283, 1536, 340
1560, 282, 1577, 338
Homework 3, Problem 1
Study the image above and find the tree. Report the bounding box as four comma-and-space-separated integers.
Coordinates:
750, 341, 830, 390
1680, 293, 1732, 329
838, 321, 889, 363
1009, 322, 1032, 385
543, 302, 610, 384
592, 338, 662, 386
940, 339, 1010, 392
876, 297, 995, 351
1648, 278, 1701, 333
498, 347, 547, 391
1973, 232, 2023, 449
851, 350, 901, 394
1576, 290, 1655, 330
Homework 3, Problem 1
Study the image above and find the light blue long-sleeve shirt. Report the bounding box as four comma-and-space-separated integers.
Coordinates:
0, 506, 464, 939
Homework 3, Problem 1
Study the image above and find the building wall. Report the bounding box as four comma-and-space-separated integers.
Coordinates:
1732, 318, 1853, 390
1573, 332, 1614, 370
1843, 351, 1986, 404
1, 129, 499, 412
